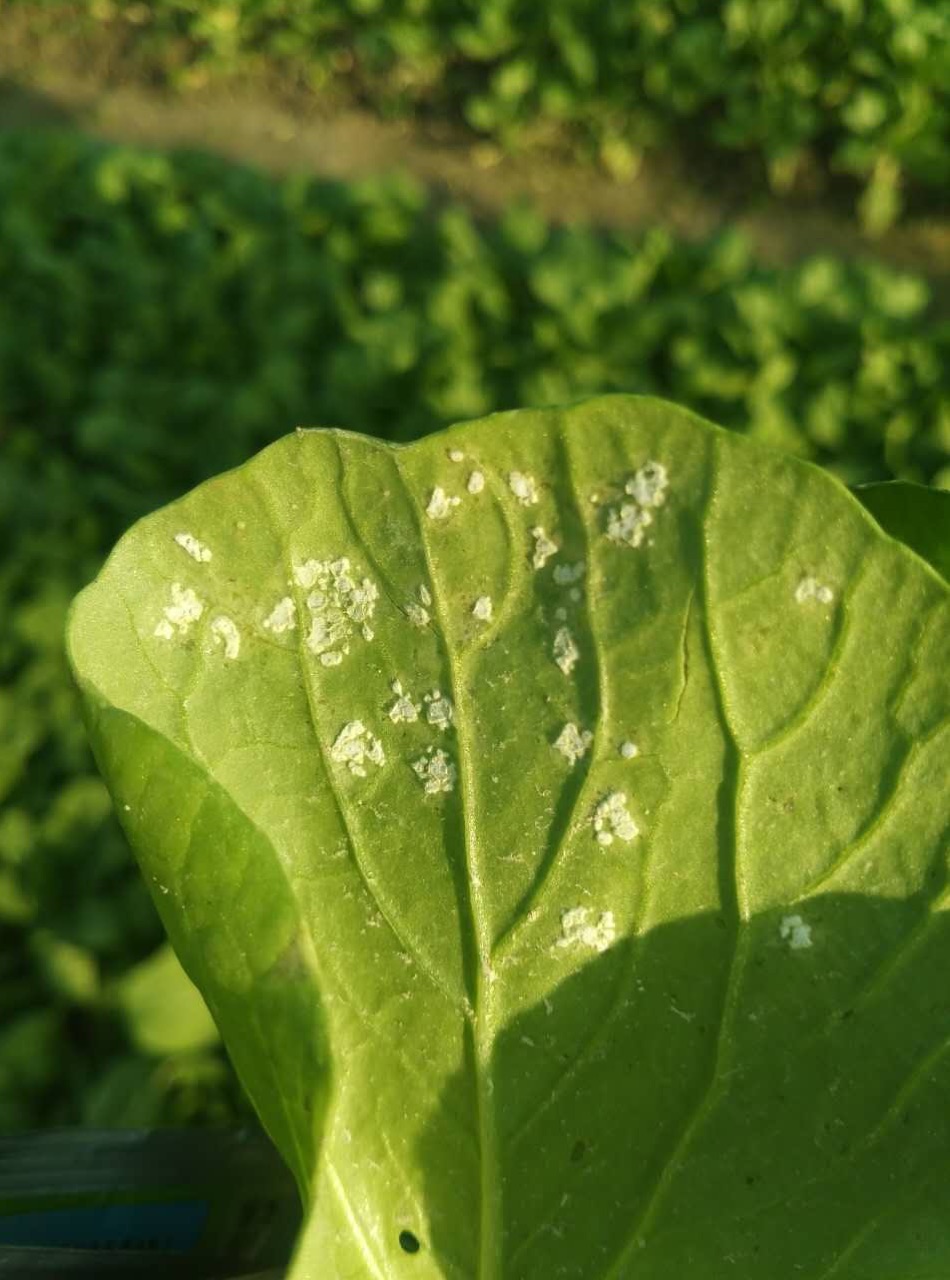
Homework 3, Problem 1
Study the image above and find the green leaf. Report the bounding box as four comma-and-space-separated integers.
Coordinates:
67, 396, 950, 1278
116, 942, 220, 1056
854, 481, 950, 584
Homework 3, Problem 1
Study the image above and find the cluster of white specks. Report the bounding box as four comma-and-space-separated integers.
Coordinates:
154, 583, 204, 640
448, 448, 465, 463
508, 471, 539, 506
619, 740, 639, 759
780, 914, 813, 949
553, 626, 580, 675
388, 679, 419, 723
405, 583, 431, 627
794, 576, 834, 605
606, 459, 669, 549
291, 557, 379, 665
424, 690, 454, 731
263, 596, 297, 634
553, 561, 585, 586
412, 747, 457, 795
554, 723, 593, 765
556, 907, 616, 954
211, 616, 240, 660
472, 595, 493, 622
626, 461, 669, 508
330, 721, 386, 777
531, 526, 559, 570
593, 791, 639, 846
426, 487, 461, 520
174, 531, 212, 563
467, 470, 485, 495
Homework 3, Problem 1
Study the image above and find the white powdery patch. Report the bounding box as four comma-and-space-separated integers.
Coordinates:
467, 470, 485, 495
531, 526, 559, 570
174, 532, 212, 563
553, 626, 579, 675
210, 616, 240, 660
388, 679, 419, 724
472, 595, 493, 622
294, 557, 379, 666
619, 740, 639, 759
554, 723, 593, 765
795, 576, 834, 605
606, 502, 654, 548
413, 747, 457, 795
448, 448, 465, 462
553, 561, 585, 586
508, 471, 539, 506
557, 907, 616, 954
155, 583, 204, 639
426, 486, 461, 520
780, 914, 813, 949
424, 690, 454, 731
593, 791, 639, 846
263, 596, 297, 634
625, 460, 669, 508
606, 459, 670, 549
405, 583, 432, 627
330, 721, 386, 778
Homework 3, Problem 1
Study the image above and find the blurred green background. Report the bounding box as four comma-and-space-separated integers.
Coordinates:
1, 0, 948, 1132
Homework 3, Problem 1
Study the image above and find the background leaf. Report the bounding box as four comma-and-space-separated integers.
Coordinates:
854, 481, 950, 583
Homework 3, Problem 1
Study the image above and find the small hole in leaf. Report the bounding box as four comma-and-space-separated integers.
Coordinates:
399, 1230, 421, 1254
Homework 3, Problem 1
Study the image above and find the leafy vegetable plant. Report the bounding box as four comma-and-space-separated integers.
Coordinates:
68, 396, 949, 1277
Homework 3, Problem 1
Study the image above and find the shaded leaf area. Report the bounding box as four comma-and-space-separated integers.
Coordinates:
6, 131, 947, 1126
855, 482, 950, 584
68, 397, 949, 1276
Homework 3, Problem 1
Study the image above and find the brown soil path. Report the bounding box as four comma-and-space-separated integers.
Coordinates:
1, 11, 947, 286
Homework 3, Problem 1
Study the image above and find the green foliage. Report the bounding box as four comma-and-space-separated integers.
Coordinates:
68, 397, 950, 1276
2, 128, 947, 1128
20, 0, 950, 224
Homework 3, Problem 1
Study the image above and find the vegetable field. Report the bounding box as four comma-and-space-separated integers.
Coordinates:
0, 87, 947, 1143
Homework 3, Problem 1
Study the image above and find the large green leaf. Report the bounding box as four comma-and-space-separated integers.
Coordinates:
854, 481, 950, 584
67, 396, 949, 1278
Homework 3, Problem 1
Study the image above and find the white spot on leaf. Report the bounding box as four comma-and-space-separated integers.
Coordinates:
330, 721, 386, 777
296, 558, 379, 664
424, 690, 454, 731
448, 448, 465, 462
553, 561, 585, 585
557, 907, 616, 953
388, 682, 420, 723
619, 740, 639, 759
426, 487, 461, 520
263, 596, 297, 634
211, 616, 240, 660
554, 723, 593, 765
780, 914, 813, 949
593, 791, 639, 846
155, 583, 204, 638
174, 532, 212, 563
508, 471, 539, 506
606, 502, 653, 548
412, 747, 457, 795
625, 461, 669, 508
472, 595, 493, 622
467, 470, 485, 495
795, 576, 834, 605
553, 626, 579, 675
406, 603, 430, 627
531, 526, 559, 569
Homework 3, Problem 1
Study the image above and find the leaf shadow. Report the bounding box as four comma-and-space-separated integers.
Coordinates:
409, 893, 950, 1278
